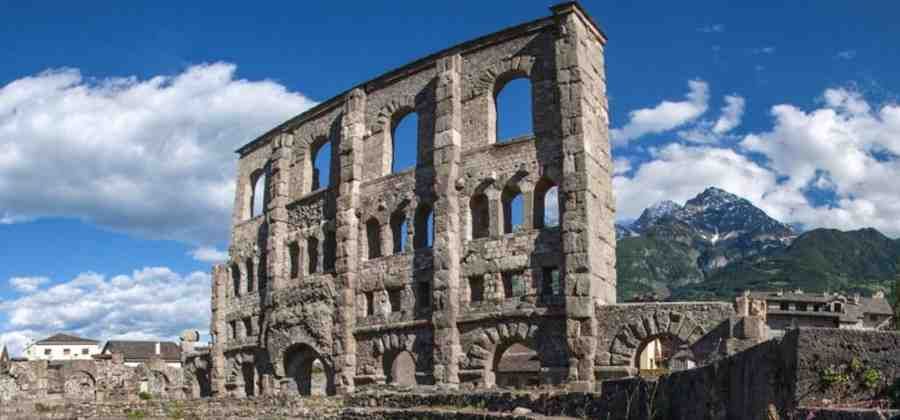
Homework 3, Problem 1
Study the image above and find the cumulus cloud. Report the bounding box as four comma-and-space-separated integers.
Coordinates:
739, 87, 900, 235
8, 276, 50, 293
613, 158, 632, 176
0, 63, 315, 245
190, 246, 228, 263
615, 87, 900, 237
611, 80, 709, 145
679, 94, 746, 143
0, 267, 211, 356
613, 144, 788, 220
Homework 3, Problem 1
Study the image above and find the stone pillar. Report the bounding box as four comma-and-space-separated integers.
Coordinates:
431, 54, 464, 388
266, 132, 295, 291
209, 264, 229, 396
551, 2, 613, 390
486, 188, 503, 237
333, 88, 366, 394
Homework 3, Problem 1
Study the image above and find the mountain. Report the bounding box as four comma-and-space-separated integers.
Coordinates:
615, 187, 899, 302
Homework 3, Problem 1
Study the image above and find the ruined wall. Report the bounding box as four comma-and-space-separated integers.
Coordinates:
211, 2, 616, 396
0, 356, 189, 403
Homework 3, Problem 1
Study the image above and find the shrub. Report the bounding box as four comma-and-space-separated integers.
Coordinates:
861, 368, 881, 390
138, 391, 153, 400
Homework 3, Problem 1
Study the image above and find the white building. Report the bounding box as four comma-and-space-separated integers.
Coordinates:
23, 333, 101, 361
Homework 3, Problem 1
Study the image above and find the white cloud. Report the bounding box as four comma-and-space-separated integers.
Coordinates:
698, 24, 725, 33
679, 94, 746, 143
613, 158, 632, 176
613, 144, 788, 220
0, 63, 315, 245
834, 50, 857, 60
0, 267, 211, 356
611, 80, 709, 145
739, 87, 900, 235
8, 276, 49, 293
190, 246, 228, 263
615, 87, 900, 237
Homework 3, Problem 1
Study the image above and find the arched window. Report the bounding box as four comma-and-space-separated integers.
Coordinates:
323, 230, 336, 272
289, 242, 301, 279
245, 259, 255, 293
258, 253, 267, 291
311, 140, 332, 191
231, 263, 241, 297
502, 186, 524, 234
391, 112, 418, 173
470, 193, 490, 239
390, 211, 407, 254
366, 218, 382, 259
494, 77, 533, 143
414, 205, 433, 249
533, 179, 559, 229
250, 170, 267, 218
307, 237, 319, 274
387, 351, 416, 386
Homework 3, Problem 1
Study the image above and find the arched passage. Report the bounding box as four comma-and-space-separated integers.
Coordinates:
283, 344, 335, 396
63, 371, 96, 400
635, 334, 686, 374
470, 193, 490, 239
494, 342, 540, 389
385, 350, 416, 386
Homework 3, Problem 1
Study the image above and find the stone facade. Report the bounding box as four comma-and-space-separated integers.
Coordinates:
0, 353, 192, 403
208, 2, 768, 398
211, 2, 618, 396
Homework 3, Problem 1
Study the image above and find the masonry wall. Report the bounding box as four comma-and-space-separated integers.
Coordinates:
210, 3, 617, 396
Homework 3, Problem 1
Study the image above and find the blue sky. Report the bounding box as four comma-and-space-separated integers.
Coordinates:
1, 1, 898, 354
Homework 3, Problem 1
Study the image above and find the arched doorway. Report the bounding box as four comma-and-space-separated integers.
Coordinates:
63, 371, 96, 400
386, 350, 416, 386
635, 334, 683, 373
494, 342, 540, 389
241, 363, 256, 397
283, 344, 335, 396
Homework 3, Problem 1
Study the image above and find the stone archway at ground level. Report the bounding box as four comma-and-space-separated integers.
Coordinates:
283, 343, 335, 396
465, 321, 544, 388
608, 310, 706, 368
494, 342, 540, 389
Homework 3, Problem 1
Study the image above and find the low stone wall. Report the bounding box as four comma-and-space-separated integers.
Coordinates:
791, 328, 900, 406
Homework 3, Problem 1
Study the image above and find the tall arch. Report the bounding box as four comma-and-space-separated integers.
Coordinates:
533, 178, 559, 229
414, 204, 433, 249
307, 237, 320, 274
283, 344, 335, 396
501, 184, 524, 234
231, 263, 241, 298
470, 193, 490, 239
366, 218, 382, 259
386, 350, 416, 386
311, 139, 333, 191
493, 77, 534, 143
391, 111, 418, 174
249, 168, 267, 218
390, 209, 408, 254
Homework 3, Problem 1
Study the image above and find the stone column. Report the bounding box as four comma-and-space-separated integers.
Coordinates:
209, 264, 229, 396
486, 188, 503, 237
266, 132, 295, 291
551, 2, 614, 390
333, 88, 366, 394
431, 54, 463, 388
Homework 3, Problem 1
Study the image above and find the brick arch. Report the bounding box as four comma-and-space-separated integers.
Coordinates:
464, 321, 540, 387
372, 95, 417, 135
466, 55, 537, 101
607, 310, 706, 367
